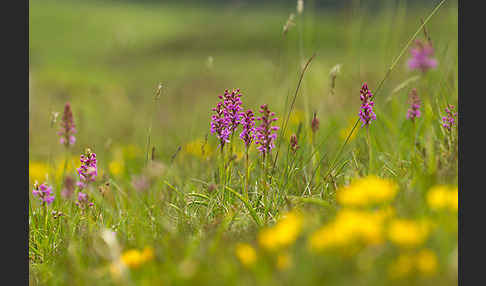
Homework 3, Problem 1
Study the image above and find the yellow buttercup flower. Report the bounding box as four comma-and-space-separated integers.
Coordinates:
388, 249, 438, 279
388, 219, 430, 248
416, 249, 438, 275
309, 209, 391, 251
427, 185, 458, 212
29, 161, 49, 183
109, 160, 124, 176
336, 176, 398, 207
183, 138, 213, 159
259, 212, 303, 251
120, 247, 155, 269
141, 247, 155, 262
235, 243, 257, 267
121, 250, 144, 268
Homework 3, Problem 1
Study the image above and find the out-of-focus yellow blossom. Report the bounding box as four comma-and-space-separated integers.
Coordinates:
120, 247, 155, 269
427, 185, 458, 212
141, 247, 155, 261
309, 209, 391, 251
29, 161, 49, 183
416, 249, 438, 275
290, 109, 305, 125
277, 252, 292, 270
183, 138, 213, 159
336, 176, 398, 207
259, 212, 303, 251
388, 253, 414, 278
388, 219, 430, 248
339, 118, 358, 142
53, 156, 78, 180
109, 160, 124, 176
121, 250, 144, 268
388, 249, 438, 279
235, 243, 257, 267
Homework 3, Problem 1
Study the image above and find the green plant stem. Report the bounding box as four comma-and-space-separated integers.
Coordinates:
245, 148, 249, 201
219, 147, 225, 202
272, 53, 316, 172
145, 84, 163, 166
367, 127, 373, 174
412, 121, 417, 162
43, 203, 48, 231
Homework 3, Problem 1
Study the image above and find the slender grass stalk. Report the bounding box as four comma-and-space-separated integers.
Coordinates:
219, 147, 225, 202
412, 120, 417, 161
43, 203, 48, 231
367, 126, 373, 174
145, 83, 164, 166
272, 53, 316, 172
323, 0, 446, 181
245, 149, 250, 201
297, 3, 310, 127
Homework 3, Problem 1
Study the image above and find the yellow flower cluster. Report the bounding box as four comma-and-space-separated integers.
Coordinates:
309, 208, 393, 251
258, 212, 303, 251
108, 146, 125, 176
109, 161, 124, 176
183, 138, 214, 159
388, 219, 430, 248
336, 176, 398, 207
120, 247, 155, 269
235, 243, 257, 267
388, 249, 438, 278
426, 185, 458, 212
30, 156, 80, 183
29, 161, 49, 183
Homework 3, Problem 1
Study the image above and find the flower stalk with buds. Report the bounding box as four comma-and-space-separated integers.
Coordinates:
240, 109, 256, 200
76, 148, 97, 209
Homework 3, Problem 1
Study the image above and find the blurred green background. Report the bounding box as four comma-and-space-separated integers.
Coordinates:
29, 0, 457, 162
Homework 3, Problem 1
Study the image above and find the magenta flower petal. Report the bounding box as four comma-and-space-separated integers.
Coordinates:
407, 40, 437, 73
255, 104, 279, 156
58, 103, 76, 147
358, 83, 376, 127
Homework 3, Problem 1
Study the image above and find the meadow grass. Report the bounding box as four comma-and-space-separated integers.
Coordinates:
29, 0, 458, 285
